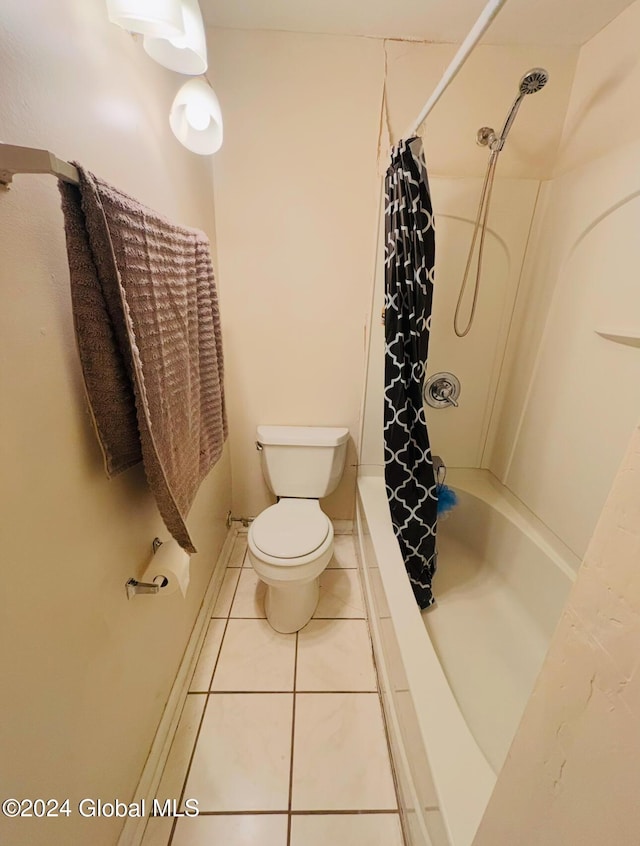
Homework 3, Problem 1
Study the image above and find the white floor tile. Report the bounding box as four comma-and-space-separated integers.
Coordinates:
327, 534, 358, 568
189, 619, 226, 691
212, 569, 241, 618
140, 815, 172, 846
228, 535, 248, 567
172, 814, 288, 846
212, 619, 295, 691
155, 694, 206, 807
292, 693, 397, 810
314, 569, 365, 619
290, 813, 404, 846
297, 619, 377, 691
230, 569, 266, 618
184, 693, 293, 811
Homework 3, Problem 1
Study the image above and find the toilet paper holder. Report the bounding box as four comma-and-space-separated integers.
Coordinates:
125, 538, 169, 600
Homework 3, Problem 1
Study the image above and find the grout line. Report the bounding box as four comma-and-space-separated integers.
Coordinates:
213, 615, 365, 621
200, 622, 225, 694
225, 617, 267, 621
290, 808, 401, 815
180, 808, 401, 815
193, 689, 378, 695
286, 631, 299, 846
310, 616, 366, 620
166, 814, 179, 844
188, 808, 288, 817
211, 568, 243, 618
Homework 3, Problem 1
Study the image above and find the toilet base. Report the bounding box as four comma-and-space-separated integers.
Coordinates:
264, 577, 320, 633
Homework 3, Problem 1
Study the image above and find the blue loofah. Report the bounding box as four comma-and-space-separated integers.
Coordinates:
437, 483, 458, 517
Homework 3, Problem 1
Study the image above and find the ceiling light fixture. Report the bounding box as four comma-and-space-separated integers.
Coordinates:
143, 0, 207, 75
169, 78, 223, 155
106, 0, 186, 38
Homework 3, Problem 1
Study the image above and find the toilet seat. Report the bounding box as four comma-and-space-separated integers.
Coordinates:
251, 499, 330, 561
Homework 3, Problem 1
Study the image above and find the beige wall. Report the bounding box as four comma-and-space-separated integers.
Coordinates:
553, 0, 640, 176
486, 0, 640, 560
0, 4, 230, 845
208, 28, 384, 520
474, 422, 640, 846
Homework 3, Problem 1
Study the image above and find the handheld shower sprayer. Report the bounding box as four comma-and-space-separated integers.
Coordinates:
476, 68, 549, 152
455, 68, 549, 338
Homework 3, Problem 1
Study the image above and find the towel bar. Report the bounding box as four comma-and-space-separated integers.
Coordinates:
0, 142, 79, 187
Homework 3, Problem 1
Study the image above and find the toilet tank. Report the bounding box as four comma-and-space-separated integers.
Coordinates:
257, 426, 349, 498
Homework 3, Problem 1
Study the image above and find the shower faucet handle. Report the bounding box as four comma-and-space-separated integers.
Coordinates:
441, 387, 459, 407
424, 372, 461, 409
436, 380, 458, 407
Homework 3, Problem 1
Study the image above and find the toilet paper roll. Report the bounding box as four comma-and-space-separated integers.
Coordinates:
141, 539, 190, 598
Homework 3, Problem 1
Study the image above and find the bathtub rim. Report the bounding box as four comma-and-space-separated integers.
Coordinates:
356, 474, 495, 846
356, 467, 578, 846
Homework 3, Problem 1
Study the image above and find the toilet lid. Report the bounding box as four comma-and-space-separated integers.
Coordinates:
252, 499, 330, 560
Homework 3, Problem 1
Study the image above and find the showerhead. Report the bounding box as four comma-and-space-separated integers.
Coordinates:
519, 68, 549, 95
487, 68, 550, 151
476, 67, 551, 152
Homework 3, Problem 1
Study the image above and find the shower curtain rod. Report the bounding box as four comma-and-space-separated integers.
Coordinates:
402, 0, 510, 140
0, 143, 79, 187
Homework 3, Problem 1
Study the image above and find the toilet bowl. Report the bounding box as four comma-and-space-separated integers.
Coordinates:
248, 498, 334, 633
247, 425, 349, 633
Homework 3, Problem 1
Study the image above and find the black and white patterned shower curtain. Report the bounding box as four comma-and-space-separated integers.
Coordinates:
383, 136, 438, 609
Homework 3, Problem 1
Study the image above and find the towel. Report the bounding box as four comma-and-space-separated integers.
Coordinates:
59, 166, 227, 553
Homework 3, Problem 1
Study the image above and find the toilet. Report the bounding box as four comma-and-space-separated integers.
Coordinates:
247, 425, 349, 633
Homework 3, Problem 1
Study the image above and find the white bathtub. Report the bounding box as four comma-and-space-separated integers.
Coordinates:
356, 469, 577, 846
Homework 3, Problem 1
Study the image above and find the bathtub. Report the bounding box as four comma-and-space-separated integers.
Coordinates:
356, 468, 577, 846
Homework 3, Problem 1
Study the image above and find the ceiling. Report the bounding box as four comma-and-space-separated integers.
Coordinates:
201, 0, 635, 47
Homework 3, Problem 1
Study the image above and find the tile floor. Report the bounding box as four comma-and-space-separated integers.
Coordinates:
141, 533, 405, 846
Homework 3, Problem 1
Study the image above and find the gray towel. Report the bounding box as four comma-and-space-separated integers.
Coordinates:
59, 166, 227, 553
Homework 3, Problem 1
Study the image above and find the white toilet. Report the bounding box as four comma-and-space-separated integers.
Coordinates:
247, 425, 349, 633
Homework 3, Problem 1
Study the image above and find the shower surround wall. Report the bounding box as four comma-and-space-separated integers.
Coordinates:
359, 42, 577, 473
0, 4, 230, 845
486, 0, 640, 562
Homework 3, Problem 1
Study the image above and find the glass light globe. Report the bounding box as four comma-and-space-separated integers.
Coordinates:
185, 100, 211, 132
170, 79, 223, 156
106, 0, 185, 38
143, 0, 207, 75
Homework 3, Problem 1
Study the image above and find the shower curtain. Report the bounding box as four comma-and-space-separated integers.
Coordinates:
383, 136, 438, 609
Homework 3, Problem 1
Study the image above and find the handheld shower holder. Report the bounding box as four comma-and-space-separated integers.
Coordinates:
476, 126, 496, 147
476, 127, 504, 152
